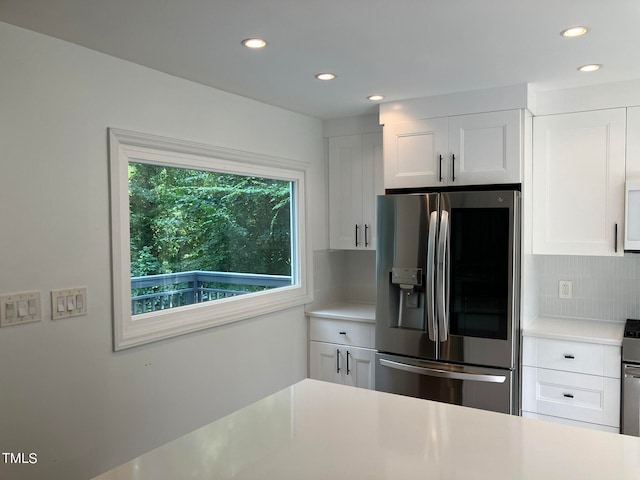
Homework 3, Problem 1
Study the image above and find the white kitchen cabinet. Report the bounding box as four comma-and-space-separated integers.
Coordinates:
328, 133, 383, 250
626, 106, 640, 178
532, 108, 626, 256
309, 315, 376, 390
309, 342, 375, 390
383, 110, 522, 189
522, 336, 621, 432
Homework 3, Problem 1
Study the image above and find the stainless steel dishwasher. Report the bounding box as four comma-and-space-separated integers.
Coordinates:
622, 319, 640, 436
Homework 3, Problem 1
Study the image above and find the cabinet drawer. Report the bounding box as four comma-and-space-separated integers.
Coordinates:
521, 411, 619, 434
522, 337, 620, 378
309, 317, 374, 348
522, 366, 620, 427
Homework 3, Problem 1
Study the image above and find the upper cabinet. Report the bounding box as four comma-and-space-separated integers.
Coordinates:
532, 108, 626, 256
627, 106, 640, 177
328, 133, 383, 250
383, 110, 522, 189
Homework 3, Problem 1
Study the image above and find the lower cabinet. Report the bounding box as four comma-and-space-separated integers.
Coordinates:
309, 342, 375, 389
522, 336, 620, 432
308, 316, 376, 390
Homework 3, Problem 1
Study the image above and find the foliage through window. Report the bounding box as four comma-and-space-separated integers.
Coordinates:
109, 129, 310, 350
128, 163, 294, 314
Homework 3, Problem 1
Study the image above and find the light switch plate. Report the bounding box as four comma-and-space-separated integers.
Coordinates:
51, 287, 88, 320
0, 291, 41, 327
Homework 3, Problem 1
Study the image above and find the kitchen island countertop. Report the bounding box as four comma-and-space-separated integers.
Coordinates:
93, 378, 640, 479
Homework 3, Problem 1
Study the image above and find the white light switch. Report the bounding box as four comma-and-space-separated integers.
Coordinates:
51, 287, 87, 320
0, 291, 41, 327
17, 300, 27, 317
57, 296, 66, 312
5, 302, 15, 319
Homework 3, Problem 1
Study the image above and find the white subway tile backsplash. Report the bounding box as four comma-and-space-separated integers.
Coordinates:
309, 249, 376, 309
538, 254, 640, 322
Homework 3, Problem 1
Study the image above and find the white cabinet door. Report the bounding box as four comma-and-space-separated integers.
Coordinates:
328, 133, 382, 250
343, 345, 376, 390
309, 341, 343, 384
383, 118, 448, 189
627, 106, 640, 178
329, 135, 363, 249
361, 132, 383, 250
309, 341, 376, 390
449, 110, 522, 186
532, 108, 626, 256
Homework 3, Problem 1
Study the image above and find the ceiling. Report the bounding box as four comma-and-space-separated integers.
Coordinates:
1, 0, 639, 120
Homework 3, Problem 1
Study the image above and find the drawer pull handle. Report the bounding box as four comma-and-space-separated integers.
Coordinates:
339, 331, 347, 335
563, 393, 574, 399
564, 354, 575, 359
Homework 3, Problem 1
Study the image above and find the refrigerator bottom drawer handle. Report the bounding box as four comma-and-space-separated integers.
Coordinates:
378, 358, 506, 384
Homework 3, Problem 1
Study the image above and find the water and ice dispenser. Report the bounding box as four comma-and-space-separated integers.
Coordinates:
390, 267, 424, 330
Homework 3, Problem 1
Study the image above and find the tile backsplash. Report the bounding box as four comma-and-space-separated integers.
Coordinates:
309, 249, 376, 309
538, 254, 640, 322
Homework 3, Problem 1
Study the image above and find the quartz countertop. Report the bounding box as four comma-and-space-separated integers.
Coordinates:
523, 316, 624, 346
93, 379, 640, 479
306, 301, 375, 323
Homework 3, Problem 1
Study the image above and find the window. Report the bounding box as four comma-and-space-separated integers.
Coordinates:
109, 129, 311, 350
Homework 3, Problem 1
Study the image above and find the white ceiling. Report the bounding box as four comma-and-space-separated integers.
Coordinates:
1, 0, 639, 120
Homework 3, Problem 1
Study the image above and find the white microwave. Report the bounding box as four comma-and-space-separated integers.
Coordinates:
626, 180, 640, 250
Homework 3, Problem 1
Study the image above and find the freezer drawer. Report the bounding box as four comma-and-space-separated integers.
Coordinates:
375, 353, 516, 414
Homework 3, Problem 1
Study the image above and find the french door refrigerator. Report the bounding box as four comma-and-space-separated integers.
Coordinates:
375, 190, 520, 414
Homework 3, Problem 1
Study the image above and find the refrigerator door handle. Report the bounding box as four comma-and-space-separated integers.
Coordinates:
379, 358, 506, 384
426, 210, 438, 341
436, 209, 449, 342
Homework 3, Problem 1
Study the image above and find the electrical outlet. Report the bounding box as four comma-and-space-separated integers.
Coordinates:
559, 280, 573, 299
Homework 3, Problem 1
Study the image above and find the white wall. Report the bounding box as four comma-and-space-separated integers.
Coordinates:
0, 22, 325, 480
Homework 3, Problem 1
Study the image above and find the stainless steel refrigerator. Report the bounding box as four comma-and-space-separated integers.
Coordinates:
375, 190, 520, 414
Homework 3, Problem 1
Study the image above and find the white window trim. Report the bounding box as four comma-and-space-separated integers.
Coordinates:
109, 128, 312, 350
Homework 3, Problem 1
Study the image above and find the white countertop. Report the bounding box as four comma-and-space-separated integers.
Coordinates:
306, 301, 375, 323
94, 379, 640, 479
523, 316, 624, 346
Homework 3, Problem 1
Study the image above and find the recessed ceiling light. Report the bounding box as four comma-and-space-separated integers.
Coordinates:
368, 95, 384, 101
560, 26, 590, 38
242, 38, 267, 49
578, 64, 602, 72
315, 73, 336, 81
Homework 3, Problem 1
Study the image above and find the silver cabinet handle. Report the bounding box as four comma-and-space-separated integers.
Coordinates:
346, 350, 351, 375
436, 209, 449, 342
379, 358, 506, 383
426, 210, 438, 342
336, 349, 341, 374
